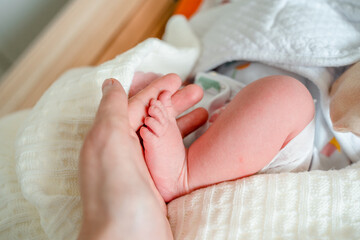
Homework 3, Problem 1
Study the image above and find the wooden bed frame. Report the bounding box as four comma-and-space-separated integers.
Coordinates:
0, 0, 181, 117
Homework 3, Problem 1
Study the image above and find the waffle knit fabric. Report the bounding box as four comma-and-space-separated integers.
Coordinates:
168, 163, 360, 239
1, 0, 360, 239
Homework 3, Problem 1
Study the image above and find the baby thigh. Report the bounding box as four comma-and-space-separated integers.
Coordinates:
187, 75, 314, 190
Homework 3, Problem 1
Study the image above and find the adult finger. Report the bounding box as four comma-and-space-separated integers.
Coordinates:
129, 72, 162, 98
171, 84, 204, 117
94, 78, 129, 127
80, 78, 128, 199
177, 108, 208, 138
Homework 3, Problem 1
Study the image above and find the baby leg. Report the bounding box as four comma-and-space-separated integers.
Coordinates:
187, 75, 315, 191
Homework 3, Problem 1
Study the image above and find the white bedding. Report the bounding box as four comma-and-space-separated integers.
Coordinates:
1, 0, 360, 239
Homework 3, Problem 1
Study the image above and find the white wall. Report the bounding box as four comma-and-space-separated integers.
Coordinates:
0, 0, 70, 78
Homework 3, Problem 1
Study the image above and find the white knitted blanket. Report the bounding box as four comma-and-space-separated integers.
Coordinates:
1, 0, 360, 239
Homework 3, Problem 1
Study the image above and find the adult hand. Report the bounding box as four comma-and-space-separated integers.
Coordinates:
78, 75, 207, 240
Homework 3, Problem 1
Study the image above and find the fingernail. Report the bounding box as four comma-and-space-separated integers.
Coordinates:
102, 78, 118, 94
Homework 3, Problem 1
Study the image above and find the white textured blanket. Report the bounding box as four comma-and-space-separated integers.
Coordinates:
1, 0, 360, 239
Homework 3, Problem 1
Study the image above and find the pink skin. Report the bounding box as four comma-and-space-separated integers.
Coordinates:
128, 72, 207, 134
140, 75, 315, 202
140, 92, 189, 201
129, 72, 163, 98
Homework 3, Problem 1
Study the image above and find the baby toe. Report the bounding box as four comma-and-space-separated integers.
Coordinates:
154, 99, 170, 119
158, 91, 172, 108
148, 101, 167, 124
139, 126, 156, 141
144, 116, 165, 137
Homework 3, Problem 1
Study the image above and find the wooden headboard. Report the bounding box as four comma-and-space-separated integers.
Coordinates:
0, 0, 181, 117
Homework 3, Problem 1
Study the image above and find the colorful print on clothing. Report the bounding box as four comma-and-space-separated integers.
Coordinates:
321, 137, 341, 157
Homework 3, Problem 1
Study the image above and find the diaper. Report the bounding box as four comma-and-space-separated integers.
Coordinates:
259, 118, 315, 173
184, 70, 315, 174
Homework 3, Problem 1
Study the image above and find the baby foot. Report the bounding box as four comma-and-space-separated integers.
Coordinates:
140, 91, 189, 202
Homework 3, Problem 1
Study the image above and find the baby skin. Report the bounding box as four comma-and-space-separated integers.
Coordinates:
140, 75, 315, 202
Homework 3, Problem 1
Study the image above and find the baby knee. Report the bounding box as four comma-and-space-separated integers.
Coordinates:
258, 75, 315, 120
259, 75, 304, 93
